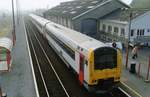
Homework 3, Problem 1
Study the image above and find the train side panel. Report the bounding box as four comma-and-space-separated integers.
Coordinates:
45, 31, 78, 72
30, 15, 81, 76
45, 29, 90, 85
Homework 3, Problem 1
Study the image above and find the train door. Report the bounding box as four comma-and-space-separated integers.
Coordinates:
79, 53, 84, 85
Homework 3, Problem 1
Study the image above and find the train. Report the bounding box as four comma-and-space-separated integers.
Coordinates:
29, 14, 122, 92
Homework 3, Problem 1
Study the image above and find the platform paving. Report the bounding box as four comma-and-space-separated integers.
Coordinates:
121, 47, 150, 97
0, 16, 37, 97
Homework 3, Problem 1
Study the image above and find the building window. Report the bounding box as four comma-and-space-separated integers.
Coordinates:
66, 19, 68, 27
67, 20, 71, 28
102, 24, 106, 31
140, 29, 144, 36
131, 29, 134, 36
137, 30, 140, 36
114, 27, 118, 33
143, 29, 145, 35
121, 28, 125, 36
140, 29, 142, 35
142, 29, 145, 35
63, 18, 66, 26
148, 29, 150, 32
108, 25, 112, 32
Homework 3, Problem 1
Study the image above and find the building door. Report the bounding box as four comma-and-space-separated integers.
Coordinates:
81, 18, 97, 37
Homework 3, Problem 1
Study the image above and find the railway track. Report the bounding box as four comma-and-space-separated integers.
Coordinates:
109, 87, 132, 97
24, 18, 132, 97
25, 20, 70, 97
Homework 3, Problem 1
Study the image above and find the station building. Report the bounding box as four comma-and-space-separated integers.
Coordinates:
43, 0, 129, 38
100, 8, 150, 46
44, 0, 150, 46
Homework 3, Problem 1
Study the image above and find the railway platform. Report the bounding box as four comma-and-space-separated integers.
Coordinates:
121, 48, 150, 97
0, 16, 37, 97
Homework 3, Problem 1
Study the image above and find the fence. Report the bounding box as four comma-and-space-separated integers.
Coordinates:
126, 57, 150, 81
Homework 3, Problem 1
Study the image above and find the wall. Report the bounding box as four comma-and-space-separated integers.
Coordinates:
99, 11, 150, 45
99, 20, 128, 36
99, 19, 128, 43
130, 11, 150, 44
131, 11, 150, 36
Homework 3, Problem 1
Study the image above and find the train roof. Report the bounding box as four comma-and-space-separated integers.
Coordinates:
47, 22, 107, 50
30, 14, 50, 26
30, 14, 108, 50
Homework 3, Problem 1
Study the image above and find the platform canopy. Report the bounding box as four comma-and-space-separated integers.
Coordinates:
0, 37, 13, 52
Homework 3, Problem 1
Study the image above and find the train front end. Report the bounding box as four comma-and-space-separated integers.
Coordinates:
87, 47, 122, 92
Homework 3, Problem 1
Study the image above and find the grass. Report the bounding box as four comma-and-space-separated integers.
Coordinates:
0, 15, 12, 37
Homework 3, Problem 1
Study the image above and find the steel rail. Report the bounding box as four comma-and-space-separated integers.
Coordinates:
28, 21, 70, 97
118, 87, 132, 97
26, 22, 50, 97
23, 19, 40, 97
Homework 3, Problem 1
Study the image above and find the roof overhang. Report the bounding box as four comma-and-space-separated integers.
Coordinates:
116, 0, 131, 8
102, 19, 128, 25
72, 0, 131, 20
72, 0, 112, 20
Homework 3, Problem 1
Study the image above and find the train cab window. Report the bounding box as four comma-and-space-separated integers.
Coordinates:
94, 47, 117, 70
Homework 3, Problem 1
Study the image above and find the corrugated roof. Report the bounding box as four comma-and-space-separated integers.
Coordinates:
45, 0, 111, 18
0, 37, 13, 51
101, 8, 149, 21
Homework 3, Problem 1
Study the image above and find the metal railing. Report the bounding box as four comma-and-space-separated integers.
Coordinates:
98, 31, 128, 43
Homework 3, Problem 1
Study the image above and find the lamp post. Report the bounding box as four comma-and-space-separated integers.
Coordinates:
16, 0, 19, 25
125, 12, 132, 69
12, 0, 16, 46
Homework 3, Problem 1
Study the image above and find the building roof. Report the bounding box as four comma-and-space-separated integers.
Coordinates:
101, 8, 149, 21
44, 0, 130, 19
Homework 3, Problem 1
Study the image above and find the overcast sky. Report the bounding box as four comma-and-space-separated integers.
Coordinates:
0, 0, 132, 11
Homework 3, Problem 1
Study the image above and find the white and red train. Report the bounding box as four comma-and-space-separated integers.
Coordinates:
29, 14, 122, 92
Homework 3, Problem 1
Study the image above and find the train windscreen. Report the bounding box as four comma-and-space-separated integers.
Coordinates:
94, 47, 117, 70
